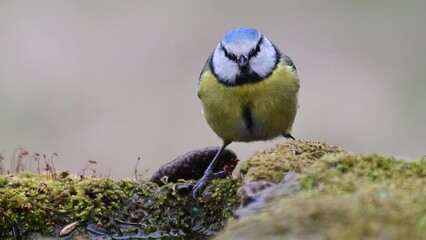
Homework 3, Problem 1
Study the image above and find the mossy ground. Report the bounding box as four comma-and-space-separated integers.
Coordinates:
217, 149, 426, 239
2, 140, 426, 239
0, 172, 239, 239
238, 140, 344, 183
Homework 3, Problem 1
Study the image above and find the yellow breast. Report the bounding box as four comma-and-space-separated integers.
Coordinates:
198, 62, 299, 143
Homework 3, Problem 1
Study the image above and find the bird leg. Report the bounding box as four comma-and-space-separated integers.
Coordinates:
192, 142, 229, 199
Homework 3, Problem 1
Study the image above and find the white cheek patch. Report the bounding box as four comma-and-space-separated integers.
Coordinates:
249, 38, 276, 78
211, 37, 278, 84
212, 45, 239, 84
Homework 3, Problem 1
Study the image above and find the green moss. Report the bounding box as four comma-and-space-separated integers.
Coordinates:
0, 173, 135, 236
239, 140, 344, 183
218, 188, 426, 239
0, 172, 240, 239
217, 152, 426, 240
299, 153, 426, 193
3, 141, 425, 239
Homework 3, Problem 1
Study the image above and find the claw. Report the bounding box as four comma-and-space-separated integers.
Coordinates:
192, 175, 210, 200
191, 143, 231, 200
192, 170, 228, 199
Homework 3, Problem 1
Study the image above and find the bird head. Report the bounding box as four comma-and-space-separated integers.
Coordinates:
211, 28, 280, 85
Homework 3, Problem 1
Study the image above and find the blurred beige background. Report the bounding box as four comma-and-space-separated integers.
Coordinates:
1, 1, 425, 179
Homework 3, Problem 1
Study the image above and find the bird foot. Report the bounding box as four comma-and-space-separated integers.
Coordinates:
192, 171, 226, 200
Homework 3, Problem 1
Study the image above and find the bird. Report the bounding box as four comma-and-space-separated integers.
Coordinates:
193, 27, 300, 199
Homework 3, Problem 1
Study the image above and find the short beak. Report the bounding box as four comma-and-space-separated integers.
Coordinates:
238, 55, 248, 67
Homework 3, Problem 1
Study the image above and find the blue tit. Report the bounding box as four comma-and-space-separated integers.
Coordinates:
193, 27, 300, 199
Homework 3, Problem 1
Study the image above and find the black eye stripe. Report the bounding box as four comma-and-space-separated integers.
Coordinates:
220, 36, 263, 62
220, 44, 237, 61
248, 36, 263, 59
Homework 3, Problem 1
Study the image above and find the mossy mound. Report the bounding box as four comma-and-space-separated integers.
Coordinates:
216, 153, 426, 239
239, 140, 344, 183
2, 141, 425, 239
0, 172, 239, 239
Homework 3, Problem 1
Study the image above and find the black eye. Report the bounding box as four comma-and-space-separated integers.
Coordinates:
220, 44, 237, 61
222, 46, 229, 56
248, 37, 263, 59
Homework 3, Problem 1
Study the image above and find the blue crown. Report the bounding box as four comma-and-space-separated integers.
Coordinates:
222, 28, 260, 44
